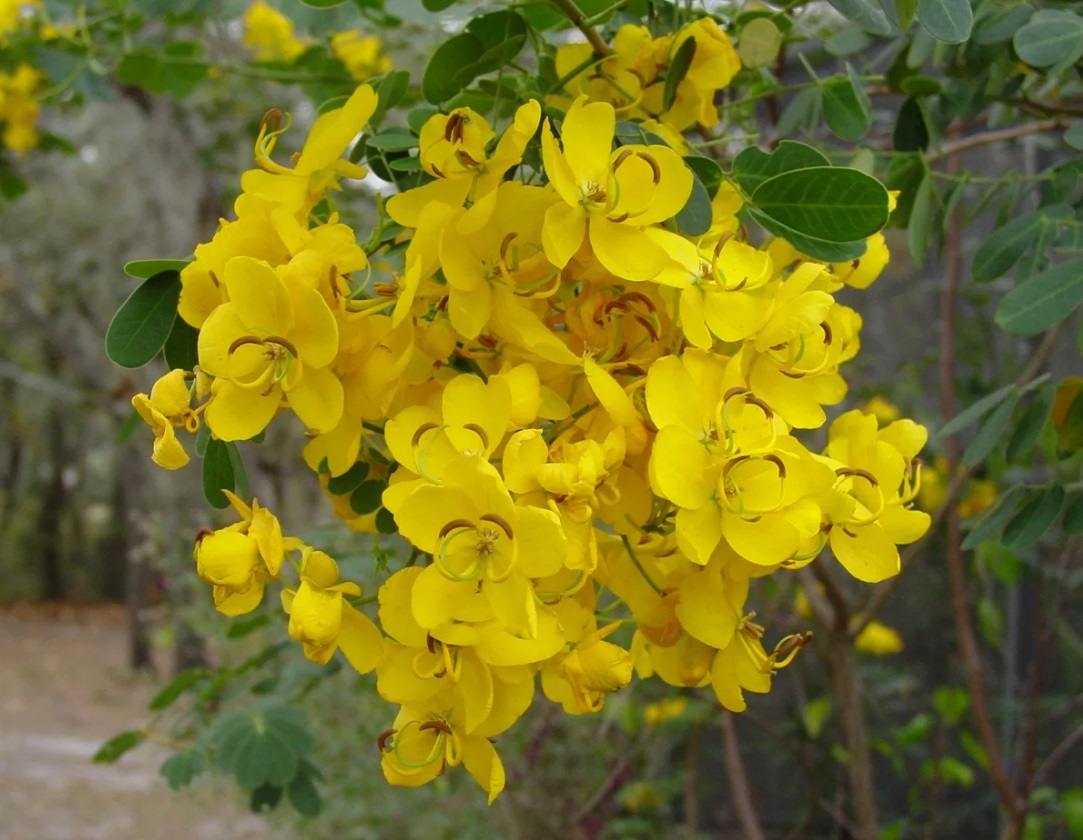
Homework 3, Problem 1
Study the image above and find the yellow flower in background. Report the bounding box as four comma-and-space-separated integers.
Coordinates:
242, 0, 307, 62
958, 478, 997, 519
863, 395, 901, 425
854, 620, 904, 655
131, 369, 197, 470
643, 695, 688, 726
331, 30, 391, 80
0, 0, 38, 42
0, 64, 43, 155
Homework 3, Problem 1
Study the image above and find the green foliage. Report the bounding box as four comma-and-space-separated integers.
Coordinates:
93, 729, 146, 763
105, 270, 181, 368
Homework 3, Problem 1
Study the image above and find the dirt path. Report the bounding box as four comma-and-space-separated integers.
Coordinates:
0, 605, 277, 840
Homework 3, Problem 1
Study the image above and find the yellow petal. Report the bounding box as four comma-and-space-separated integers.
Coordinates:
338, 602, 385, 673
223, 256, 293, 336
542, 201, 587, 268
676, 569, 738, 649
831, 524, 900, 583
296, 84, 377, 175
286, 366, 344, 433
205, 380, 281, 442
288, 280, 339, 368
462, 735, 506, 804
588, 217, 667, 281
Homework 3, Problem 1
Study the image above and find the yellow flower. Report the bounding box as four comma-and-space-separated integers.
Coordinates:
242, 1, 307, 62
281, 548, 384, 671
194, 493, 286, 616
540, 96, 692, 280
197, 256, 343, 441
131, 369, 197, 469
863, 395, 901, 425
643, 695, 688, 726
330, 30, 391, 80
541, 622, 634, 714
0, 64, 43, 155
854, 620, 903, 656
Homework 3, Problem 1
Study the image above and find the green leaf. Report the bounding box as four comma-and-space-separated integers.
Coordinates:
963, 392, 1020, 467
116, 408, 141, 446
375, 507, 397, 534
202, 439, 235, 509
893, 97, 929, 152
822, 65, 871, 141
801, 696, 833, 738
974, 5, 1034, 45
370, 70, 410, 128
1002, 486, 1065, 548
288, 768, 322, 817
124, 259, 192, 279
350, 479, 387, 515
457, 10, 528, 79
731, 141, 829, 194
1062, 494, 1083, 536
962, 484, 1027, 549
93, 730, 146, 763
1006, 389, 1054, 462
227, 443, 250, 501
933, 687, 969, 724
826, 0, 899, 36
327, 461, 371, 495
422, 34, 482, 104
939, 383, 1018, 439
159, 749, 206, 790
683, 156, 723, 199
150, 669, 208, 711
750, 167, 889, 243
214, 704, 313, 790
896, 0, 920, 31
749, 208, 867, 262
996, 258, 1083, 336
894, 712, 933, 746
675, 168, 713, 236
422, 0, 457, 9
106, 271, 181, 369
1064, 790, 1083, 840
1013, 10, 1083, 69
299, 0, 348, 6
366, 130, 417, 151
663, 36, 697, 112
973, 212, 1043, 281
1066, 123, 1083, 152
907, 174, 935, 269
163, 316, 199, 371
737, 17, 781, 69
0, 168, 27, 200
916, 0, 973, 43
250, 784, 283, 812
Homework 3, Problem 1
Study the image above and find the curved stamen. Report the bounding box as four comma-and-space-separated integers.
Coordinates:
479, 513, 514, 539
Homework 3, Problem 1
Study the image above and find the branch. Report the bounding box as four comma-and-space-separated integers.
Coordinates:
928, 119, 1063, 163
721, 713, 767, 840
1029, 721, 1083, 790
549, 0, 613, 57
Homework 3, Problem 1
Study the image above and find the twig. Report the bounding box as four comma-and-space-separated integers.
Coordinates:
1029, 721, 1083, 789
721, 713, 767, 840
828, 629, 879, 840
548, 0, 613, 57
928, 119, 1063, 163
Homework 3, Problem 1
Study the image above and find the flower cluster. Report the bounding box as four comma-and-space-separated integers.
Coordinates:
131, 26, 929, 799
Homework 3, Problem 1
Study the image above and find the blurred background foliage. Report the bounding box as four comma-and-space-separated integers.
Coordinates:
2, 0, 1083, 838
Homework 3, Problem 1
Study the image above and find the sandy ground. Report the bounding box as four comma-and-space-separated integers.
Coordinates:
0, 605, 277, 840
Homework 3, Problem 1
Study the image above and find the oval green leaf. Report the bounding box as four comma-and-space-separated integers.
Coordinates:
203, 438, 235, 510
106, 270, 181, 369
750, 166, 889, 243
732, 141, 829, 194
749, 207, 868, 262
1002, 486, 1065, 548
663, 36, 697, 111
1013, 11, 1083, 68
996, 257, 1083, 336
973, 212, 1043, 281
422, 34, 482, 104
963, 391, 1020, 467
916, 0, 973, 43
821, 68, 871, 141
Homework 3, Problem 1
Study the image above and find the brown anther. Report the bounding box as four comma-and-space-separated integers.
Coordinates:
712, 232, 735, 260
842, 527, 857, 538
608, 212, 630, 223
438, 519, 475, 539
411, 421, 440, 447
611, 148, 635, 170
781, 370, 806, 379
228, 335, 265, 355
444, 112, 465, 143
743, 394, 775, 419
456, 150, 481, 168
620, 291, 656, 312
419, 720, 453, 736
430, 163, 446, 179
209, 270, 220, 288
835, 467, 878, 486
377, 729, 397, 753
373, 282, 398, 297
260, 108, 283, 134
263, 335, 299, 357
463, 423, 489, 450
479, 334, 499, 349
851, 259, 861, 270
724, 387, 750, 401
426, 633, 438, 654
603, 300, 628, 315
763, 453, 787, 478
499, 233, 516, 262
729, 278, 748, 292
619, 363, 647, 376
632, 313, 660, 342
479, 513, 514, 540
639, 152, 662, 184
821, 321, 833, 344
194, 527, 214, 546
